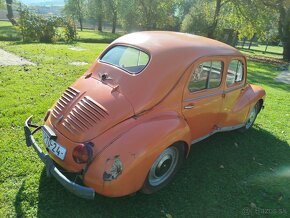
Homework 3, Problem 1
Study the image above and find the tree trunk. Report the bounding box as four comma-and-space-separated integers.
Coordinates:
248, 33, 256, 50
242, 37, 246, 48
283, 41, 290, 61
277, 3, 290, 60
79, 18, 83, 31
98, 15, 103, 32
76, 0, 83, 31
6, 0, 16, 25
264, 40, 269, 53
208, 0, 222, 38
112, 12, 117, 34
282, 12, 290, 60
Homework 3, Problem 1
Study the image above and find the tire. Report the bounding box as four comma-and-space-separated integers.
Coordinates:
141, 142, 185, 194
239, 102, 260, 132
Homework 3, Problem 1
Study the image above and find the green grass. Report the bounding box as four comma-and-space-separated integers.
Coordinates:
237, 44, 283, 54
0, 41, 289, 217
0, 21, 21, 41
237, 44, 284, 61
77, 29, 120, 43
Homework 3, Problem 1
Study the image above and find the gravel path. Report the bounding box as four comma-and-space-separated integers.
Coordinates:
275, 70, 290, 84
0, 48, 35, 66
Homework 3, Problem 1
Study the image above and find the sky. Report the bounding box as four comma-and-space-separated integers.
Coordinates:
18, 0, 65, 6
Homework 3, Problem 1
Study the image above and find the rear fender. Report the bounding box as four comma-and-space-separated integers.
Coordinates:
83, 113, 191, 197
247, 84, 266, 110
230, 84, 266, 124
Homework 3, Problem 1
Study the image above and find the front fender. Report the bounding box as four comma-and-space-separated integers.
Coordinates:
83, 113, 191, 197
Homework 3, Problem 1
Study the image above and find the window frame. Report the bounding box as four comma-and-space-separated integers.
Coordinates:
226, 59, 245, 87
188, 60, 224, 93
99, 44, 151, 75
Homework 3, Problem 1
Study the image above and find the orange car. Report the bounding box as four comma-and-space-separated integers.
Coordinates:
24, 31, 265, 199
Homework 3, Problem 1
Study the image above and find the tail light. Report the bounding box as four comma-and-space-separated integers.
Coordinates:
72, 143, 93, 164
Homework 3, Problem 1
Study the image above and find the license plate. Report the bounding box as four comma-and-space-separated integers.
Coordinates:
42, 127, 66, 160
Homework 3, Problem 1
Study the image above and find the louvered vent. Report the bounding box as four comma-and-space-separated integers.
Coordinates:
62, 96, 109, 134
52, 87, 80, 118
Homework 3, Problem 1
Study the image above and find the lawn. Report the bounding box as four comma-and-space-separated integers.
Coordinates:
0, 40, 289, 217
0, 21, 21, 41
77, 29, 120, 43
237, 44, 283, 55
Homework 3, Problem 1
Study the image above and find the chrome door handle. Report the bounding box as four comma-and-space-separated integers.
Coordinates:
184, 105, 195, 109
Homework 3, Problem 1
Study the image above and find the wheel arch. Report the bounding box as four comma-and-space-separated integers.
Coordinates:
83, 113, 191, 197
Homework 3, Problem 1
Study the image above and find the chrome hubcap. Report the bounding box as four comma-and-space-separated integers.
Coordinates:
245, 106, 257, 129
148, 147, 179, 186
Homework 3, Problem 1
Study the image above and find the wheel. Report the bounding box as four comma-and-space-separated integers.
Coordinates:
239, 102, 259, 132
141, 143, 185, 194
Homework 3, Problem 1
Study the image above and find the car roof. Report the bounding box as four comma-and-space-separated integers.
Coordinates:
112, 31, 242, 59
97, 31, 244, 114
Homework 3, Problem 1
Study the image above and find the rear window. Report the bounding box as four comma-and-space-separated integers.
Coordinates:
100, 45, 150, 74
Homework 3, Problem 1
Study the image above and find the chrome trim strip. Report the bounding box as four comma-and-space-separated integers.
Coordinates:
184, 91, 223, 102
223, 84, 245, 93
191, 124, 245, 145
184, 84, 245, 102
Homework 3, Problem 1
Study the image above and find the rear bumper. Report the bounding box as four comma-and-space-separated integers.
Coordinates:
24, 116, 95, 200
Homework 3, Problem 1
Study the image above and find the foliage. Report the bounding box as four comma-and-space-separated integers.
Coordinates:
62, 17, 78, 43
219, 1, 278, 41
64, 0, 87, 31
0, 0, 4, 8
103, 0, 119, 33
17, 7, 77, 43
87, 0, 105, 31
118, 0, 181, 31
181, 1, 215, 36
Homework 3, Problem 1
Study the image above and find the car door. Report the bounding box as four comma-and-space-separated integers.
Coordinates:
219, 57, 249, 127
182, 57, 225, 141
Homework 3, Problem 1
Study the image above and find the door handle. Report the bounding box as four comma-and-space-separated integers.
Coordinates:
184, 104, 195, 109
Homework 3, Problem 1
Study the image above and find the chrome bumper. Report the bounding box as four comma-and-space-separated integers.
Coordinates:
24, 116, 95, 200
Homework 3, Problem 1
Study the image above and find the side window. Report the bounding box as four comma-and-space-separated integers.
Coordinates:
188, 61, 223, 92
226, 60, 244, 86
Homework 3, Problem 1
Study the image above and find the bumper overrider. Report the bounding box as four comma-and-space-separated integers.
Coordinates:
24, 116, 95, 200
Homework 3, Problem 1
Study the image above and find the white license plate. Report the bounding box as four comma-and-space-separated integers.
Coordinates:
42, 129, 66, 160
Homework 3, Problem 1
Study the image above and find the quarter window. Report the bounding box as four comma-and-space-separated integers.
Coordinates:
188, 61, 223, 92
226, 60, 244, 86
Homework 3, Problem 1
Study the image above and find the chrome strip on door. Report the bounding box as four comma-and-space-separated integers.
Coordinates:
191, 124, 245, 145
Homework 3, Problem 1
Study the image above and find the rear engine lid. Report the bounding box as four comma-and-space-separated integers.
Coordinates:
49, 77, 134, 142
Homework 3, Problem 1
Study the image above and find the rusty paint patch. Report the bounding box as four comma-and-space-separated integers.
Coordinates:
103, 155, 123, 181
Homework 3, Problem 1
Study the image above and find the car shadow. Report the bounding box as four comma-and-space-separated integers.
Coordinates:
14, 127, 290, 217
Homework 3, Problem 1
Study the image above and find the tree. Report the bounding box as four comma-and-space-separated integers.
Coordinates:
118, 0, 140, 31
262, 0, 290, 60
64, 0, 87, 31
135, 0, 180, 30
181, 0, 230, 38
104, 0, 119, 33
207, 0, 230, 38
181, 1, 214, 35
87, 0, 104, 31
